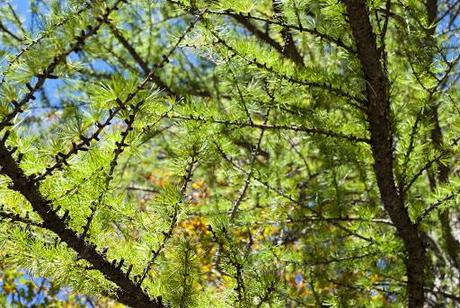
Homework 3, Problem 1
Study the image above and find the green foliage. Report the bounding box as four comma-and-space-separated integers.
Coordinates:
0, 0, 459, 307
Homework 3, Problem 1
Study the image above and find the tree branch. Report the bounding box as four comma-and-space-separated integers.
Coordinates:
0, 135, 163, 308
342, 1, 426, 306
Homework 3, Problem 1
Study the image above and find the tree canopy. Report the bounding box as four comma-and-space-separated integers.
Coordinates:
0, 0, 460, 306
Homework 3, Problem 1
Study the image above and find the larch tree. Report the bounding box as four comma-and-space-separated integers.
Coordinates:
0, 0, 459, 307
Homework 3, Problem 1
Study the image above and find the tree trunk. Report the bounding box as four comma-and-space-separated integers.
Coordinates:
342, 1, 426, 306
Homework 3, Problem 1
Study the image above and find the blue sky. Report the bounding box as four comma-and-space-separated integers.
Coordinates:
10, 0, 29, 25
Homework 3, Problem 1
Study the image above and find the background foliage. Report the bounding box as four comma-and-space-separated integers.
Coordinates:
0, 0, 459, 306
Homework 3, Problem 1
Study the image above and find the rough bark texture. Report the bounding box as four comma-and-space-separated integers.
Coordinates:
0, 140, 163, 308
342, 1, 426, 306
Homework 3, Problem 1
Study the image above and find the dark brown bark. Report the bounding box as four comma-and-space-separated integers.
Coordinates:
342, 1, 426, 306
0, 140, 163, 308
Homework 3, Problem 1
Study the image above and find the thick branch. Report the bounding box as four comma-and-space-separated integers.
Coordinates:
0, 137, 163, 308
342, 1, 426, 306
